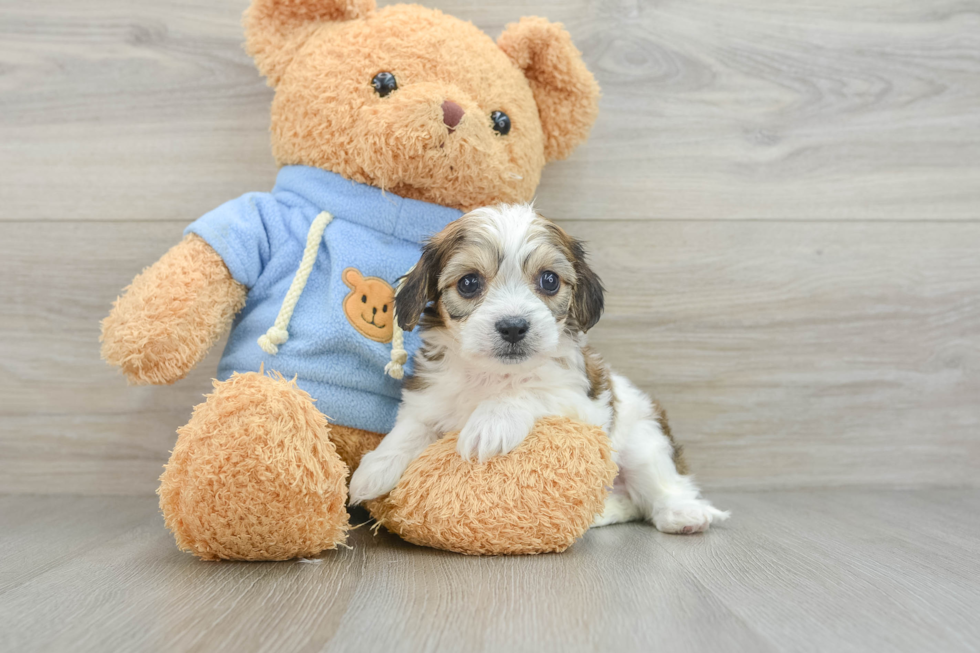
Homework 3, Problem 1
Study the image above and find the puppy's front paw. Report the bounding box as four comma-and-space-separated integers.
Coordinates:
652, 498, 730, 534
457, 403, 534, 463
348, 450, 407, 505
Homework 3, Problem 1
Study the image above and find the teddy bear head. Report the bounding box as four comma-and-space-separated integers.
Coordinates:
245, 0, 600, 211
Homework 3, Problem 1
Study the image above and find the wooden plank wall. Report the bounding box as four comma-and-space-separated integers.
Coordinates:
1, 0, 978, 494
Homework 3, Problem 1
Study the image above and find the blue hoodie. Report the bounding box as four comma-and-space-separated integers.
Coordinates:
185, 166, 464, 434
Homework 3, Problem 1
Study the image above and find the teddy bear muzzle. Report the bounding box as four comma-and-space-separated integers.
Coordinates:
441, 100, 464, 131
354, 83, 503, 190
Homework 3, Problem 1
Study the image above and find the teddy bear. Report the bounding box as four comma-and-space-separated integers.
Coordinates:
100, 0, 612, 560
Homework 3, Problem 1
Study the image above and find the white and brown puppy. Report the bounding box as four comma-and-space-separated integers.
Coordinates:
348, 204, 728, 533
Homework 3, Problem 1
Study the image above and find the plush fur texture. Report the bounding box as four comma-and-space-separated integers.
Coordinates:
100, 234, 246, 385
158, 371, 350, 561
366, 417, 616, 555
103, 0, 605, 559
497, 17, 601, 163
245, 0, 376, 86
250, 2, 599, 211
330, 423, 385, 475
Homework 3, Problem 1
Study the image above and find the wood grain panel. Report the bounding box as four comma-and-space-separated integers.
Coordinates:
654, 489, 980, 653
575, 219, 980, 488
0, 495, 150, 594
1, 220, 976, 493
2, 0, 979, 222
0, 496, 771, 653
2, 491, 979, 652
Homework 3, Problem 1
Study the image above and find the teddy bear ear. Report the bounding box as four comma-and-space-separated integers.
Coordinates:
497, 17, 601, 162
244, 0, 376, 86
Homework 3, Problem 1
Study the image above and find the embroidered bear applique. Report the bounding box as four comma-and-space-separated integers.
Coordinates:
342, 267, 395, 343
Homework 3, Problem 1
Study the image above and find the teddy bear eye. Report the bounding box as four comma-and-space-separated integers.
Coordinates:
490, 110, 511, 136
372, 72, 397, 97
361, 294, 367, 303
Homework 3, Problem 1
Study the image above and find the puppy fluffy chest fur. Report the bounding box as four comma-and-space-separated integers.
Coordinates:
410, 341, 613, 436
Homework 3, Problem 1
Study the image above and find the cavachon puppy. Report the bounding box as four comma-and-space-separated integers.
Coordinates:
349, 204, 729, 533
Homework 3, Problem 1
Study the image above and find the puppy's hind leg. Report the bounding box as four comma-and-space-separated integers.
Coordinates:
591, 487, 644, 527
611, 377, 729, 534
618, 416, 729, 533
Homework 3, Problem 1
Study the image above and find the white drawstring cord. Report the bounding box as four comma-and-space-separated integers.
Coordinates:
257, 211, 333, 355
256, 209, 413, 380
384, 323, 407, 380
384, 263, 415, 380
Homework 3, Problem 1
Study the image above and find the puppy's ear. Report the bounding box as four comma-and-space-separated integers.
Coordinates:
396, 243, 442, 332
497, 17, 601, 162
244, 0, 376, 86
569, 239, 605, 332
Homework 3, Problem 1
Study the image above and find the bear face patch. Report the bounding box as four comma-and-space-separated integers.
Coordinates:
342, 268, 394, 343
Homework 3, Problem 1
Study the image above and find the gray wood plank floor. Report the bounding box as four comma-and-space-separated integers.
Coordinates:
1, 490, 977, 653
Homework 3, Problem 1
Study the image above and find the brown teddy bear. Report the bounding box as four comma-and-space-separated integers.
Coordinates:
100, 0, 611, 560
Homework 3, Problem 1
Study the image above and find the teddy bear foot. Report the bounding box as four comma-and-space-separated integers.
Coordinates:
159, 370, 350, 561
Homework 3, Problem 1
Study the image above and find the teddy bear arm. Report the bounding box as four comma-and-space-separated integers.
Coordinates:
100, 234, 247, 385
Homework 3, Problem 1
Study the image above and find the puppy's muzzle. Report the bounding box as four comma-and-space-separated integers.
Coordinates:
495, 317, 529, 344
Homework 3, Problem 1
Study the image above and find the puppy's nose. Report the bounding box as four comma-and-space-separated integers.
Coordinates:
495, 318, 529, 344
442, 100, 464, 129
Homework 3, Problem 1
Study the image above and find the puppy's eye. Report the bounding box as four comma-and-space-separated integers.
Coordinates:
372, 72, 397, 97
456, 273, 482, 298
538, 271, 560, 295
490, 110, 511, 136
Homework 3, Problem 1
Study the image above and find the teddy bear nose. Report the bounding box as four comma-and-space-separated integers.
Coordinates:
441, 100, 464, 129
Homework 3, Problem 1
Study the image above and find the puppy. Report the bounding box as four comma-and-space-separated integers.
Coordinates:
348, 204, 729, 533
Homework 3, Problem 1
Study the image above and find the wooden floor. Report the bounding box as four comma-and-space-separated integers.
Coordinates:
1, 490, 978, 653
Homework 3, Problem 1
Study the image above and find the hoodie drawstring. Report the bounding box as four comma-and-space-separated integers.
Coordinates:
257, 211, 333, 355
258, 210, 414, 381
384, 265, 414, 380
